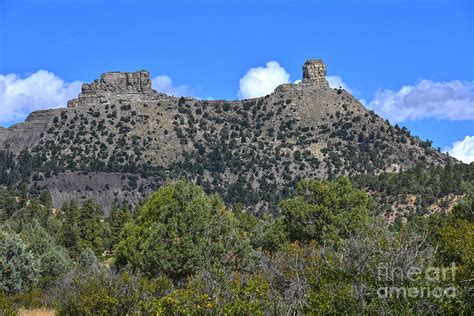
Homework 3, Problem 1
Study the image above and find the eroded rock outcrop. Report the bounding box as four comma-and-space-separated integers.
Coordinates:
67, 70, 154, 108
302, 59, 329, 87
86, 70, 152, 93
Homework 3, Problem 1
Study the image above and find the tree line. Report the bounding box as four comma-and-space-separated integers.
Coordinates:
0, 175, 472, 314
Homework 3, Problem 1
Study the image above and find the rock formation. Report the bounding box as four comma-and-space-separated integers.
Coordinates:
0, 59, 454, 212
67, 70, 154, 108
302, 59, 329, 87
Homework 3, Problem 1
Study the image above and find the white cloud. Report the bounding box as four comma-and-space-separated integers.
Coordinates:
238, 61, 290, 99
446, 135, 474, 163
327, 75, 353, 94
368, 80, 474, 123
0, 70, 82, 125
152, 75, 189, 97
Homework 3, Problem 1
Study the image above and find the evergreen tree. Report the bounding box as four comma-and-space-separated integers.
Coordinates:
78, 248, 99, 270
116, 181, 252, 279
78, 200, 104, 254
109, 205, 130, 249
39, 246, 74, 282
279, 177, 374, 243
39, 190, 53, 208
0, 234, 40, 294
61, 201, 81, 257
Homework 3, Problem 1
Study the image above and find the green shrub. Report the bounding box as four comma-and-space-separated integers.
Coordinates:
0, 234, 40, 295
0, 293, 16, 315
116, 181, 253, 279
279, 177, 374, 243
53, 268, 173, 315
78, 248, 98, 270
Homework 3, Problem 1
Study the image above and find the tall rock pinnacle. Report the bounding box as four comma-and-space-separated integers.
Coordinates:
302, 59, 329, 87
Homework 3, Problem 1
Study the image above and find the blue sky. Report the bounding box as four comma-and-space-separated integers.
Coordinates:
0, 0, 473, 161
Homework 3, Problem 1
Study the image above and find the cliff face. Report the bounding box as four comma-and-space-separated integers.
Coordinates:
0, 110, 57, 153
0, 60, 454, 212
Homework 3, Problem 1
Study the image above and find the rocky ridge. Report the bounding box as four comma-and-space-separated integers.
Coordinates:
0, 59, 454, 212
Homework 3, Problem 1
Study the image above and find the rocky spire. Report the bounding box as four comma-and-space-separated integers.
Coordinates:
302, 59, 329, 87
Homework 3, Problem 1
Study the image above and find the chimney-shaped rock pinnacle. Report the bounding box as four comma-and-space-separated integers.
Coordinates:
302, 59, 328, 87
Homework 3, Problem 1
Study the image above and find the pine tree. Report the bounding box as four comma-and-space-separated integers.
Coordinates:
109, 205, 130, 249
61, 201, 81, 257
78, 200, 104, 253
39, 190, 53, 208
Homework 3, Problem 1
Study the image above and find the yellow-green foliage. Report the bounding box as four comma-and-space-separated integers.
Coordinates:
144, 273, 271, 315
222, 274, 271, 315
55, 270, 173, 315
0, 293, 16, 315
146, 289, 214, 315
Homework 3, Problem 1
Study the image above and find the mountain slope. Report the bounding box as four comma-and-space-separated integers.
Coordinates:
0, 60, 454, 212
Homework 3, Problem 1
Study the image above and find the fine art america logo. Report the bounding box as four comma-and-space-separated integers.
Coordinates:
377, 263, 458, 299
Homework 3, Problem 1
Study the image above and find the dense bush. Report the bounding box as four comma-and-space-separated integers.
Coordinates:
279, 177, 374, 243
51, 268, 173, 315
0, 234, 40, 295
116, 181, 253, 279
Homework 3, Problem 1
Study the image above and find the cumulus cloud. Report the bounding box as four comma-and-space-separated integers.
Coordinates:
327, 75, 353, 94
152, 75, 190, 97
446, 135, 474, 163
238, 61, 290, 99
0, 70, 82, 126
368, 80, 474, 123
